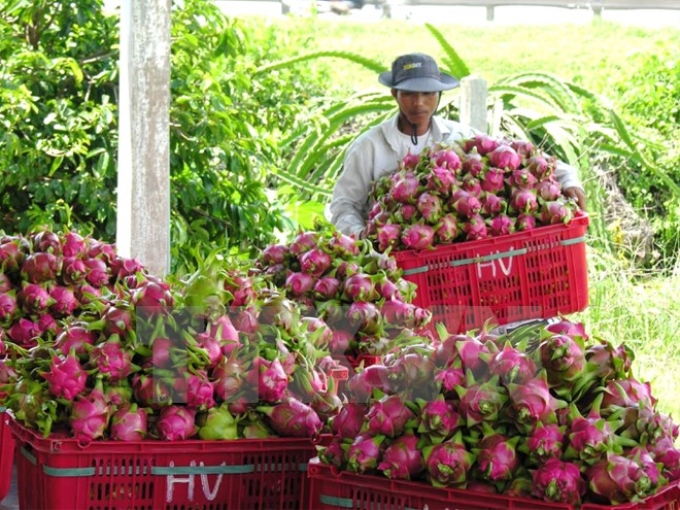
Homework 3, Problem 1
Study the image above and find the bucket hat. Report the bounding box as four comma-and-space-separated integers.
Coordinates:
378, 53, 459, 92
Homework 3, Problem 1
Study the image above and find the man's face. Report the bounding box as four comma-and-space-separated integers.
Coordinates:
392, 90, 439, 127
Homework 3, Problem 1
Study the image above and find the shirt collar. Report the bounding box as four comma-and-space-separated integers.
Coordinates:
381, 113, 450, 151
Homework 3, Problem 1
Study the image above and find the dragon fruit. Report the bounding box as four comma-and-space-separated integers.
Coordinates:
434, 147, 462, 171
20, 251, 61, 283
197, 403, 238, 440
110, 403, 148, 441
257, 397, 322, 438
331, 403, 368, 439
364, 394, 416, 438
423, 431, 476, 487
510, 188, 539, 214
488, 144, 521, 171
313, 276, 341, 300
18, 283, 54, 314
434, 213, 460, 244
507, 372, 564, 431
424, 165, 457, 195
90, 337, 136, 383
488, 344, 537, 384
473, 428, 521, 482
521, 423, 566, 465
299, 247, 332, 277
49, 286, 80, 317
531, 458, 586, 505
601, 377, 656, 411
184, 370, 216, 410
450, 189, 481, 218
536, 177, 562, 201
401, 150, 420, 169
261, 243, 290, 266
540, 201, 575, 225
155, 405, 198, 441
289, 231, 318, 256
0, 292, 19, 327
400, 223, 435, 250
7, 317, 40, 347
41, 352, 88, 400
487, 214, 515, 237
462, 151, 484, 176
462, 213, 488, 240
255, 357, 288, 403
70, 378, 110, 443
455, 374, 507, 428
587, 452, 655, 504
376, 223, 402, 252
377, 433, 424, 480
346, 434, 385, 474
480, 166, 506, 193
390, 171, 420, 204
417, 395, 461, 441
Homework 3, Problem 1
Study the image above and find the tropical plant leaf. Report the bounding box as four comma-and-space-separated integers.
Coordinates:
424, 23, 471, 80
254, 51, 386, 76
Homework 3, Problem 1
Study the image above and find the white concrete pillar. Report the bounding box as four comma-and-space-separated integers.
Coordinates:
116, 0, 172, 276
459, 75, 488, 134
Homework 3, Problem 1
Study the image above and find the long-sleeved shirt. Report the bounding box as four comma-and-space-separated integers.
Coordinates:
327, 113, 584, 237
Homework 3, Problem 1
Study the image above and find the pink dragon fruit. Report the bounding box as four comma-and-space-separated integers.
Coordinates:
90, 337, 136, 383
49, 285, 80, 317
41, 352, 88, 400
601, 377, 657, 411
488, 144, 521, 171
256, 357, 288, 403
473, 428, 521, 482
451, 189, 482, 218
540, 201, 574, 224
60, 256, 87, 285
587, 452, 655, 504
377, 434, 424, 480
110, 403, 148, 441
462, 214, 488, 240
318, 437, 347, 468
488, 344, 537, 384
564, 401, 615, 464
70, 378, 110, 443
331, 403, 368, 439
510, 188, 539, 214
257, 397, 322, 438
20, 251, 61, 283
455, 374, 507, 428
480, 166, 506, 193
155, 405, 198, 441
434, 213, 460, 244
539, 333, 586, 386
521, 423, 566, 465
511, 139, 535, 158
461, 174, 482, 196
423, 431, 475, 487
376, 223, 402, 252
289, 231, 318, 256
342, 273, 377, 302
327, 231, 360, 258
508, 167, 537, 189
83, 257, 111, 287
462, 151, 484, 176
346, 434, 385, 474
400, 223, 435, 250
390, 171, 420, 204
54, 323, 97, 356
0, 292, 19, 327
284, 271, 314, 297
261, 243, 290, 266
536, 177, 562, 201
526, 155, 554, 180
425, 165, 457, 195
507, 372, 565, 431
185, 370, 216, 410
345, 364, 393, 403
531, 458, 586, 505
299, 247, 332, 277
364, 394, 416, 437
18, 283, 54, 314
6, 317, 40, 347
516, 213, 537, 231
470, 133, 501, 156
434, 147, 462, 171
401, 150, 420, 169
416, 192, 443, 223
393, 203, 417, 224
417, 395, 461, 440
487, 214, 515, 237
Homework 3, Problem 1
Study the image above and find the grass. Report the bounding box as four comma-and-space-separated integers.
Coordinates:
257, 16, 680, 98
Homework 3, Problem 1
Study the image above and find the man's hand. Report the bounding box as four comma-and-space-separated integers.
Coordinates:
563, 187, 587, 211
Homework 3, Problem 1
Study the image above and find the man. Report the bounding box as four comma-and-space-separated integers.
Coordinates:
327, 52, 587, 239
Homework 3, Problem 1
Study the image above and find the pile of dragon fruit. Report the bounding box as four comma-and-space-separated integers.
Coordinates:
0, 230, 346, 442
317, 319, 680, 506
366, 134, 580, 252
253, 230, 432, 357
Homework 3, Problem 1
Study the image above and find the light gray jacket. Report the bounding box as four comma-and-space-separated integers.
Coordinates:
327, 113, 584, 237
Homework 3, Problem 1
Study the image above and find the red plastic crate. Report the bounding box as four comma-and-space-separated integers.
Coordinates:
0, 408, 14, 502
10, 418, 317, 510
395, 212, 589, 334
307, 458, 680, 510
